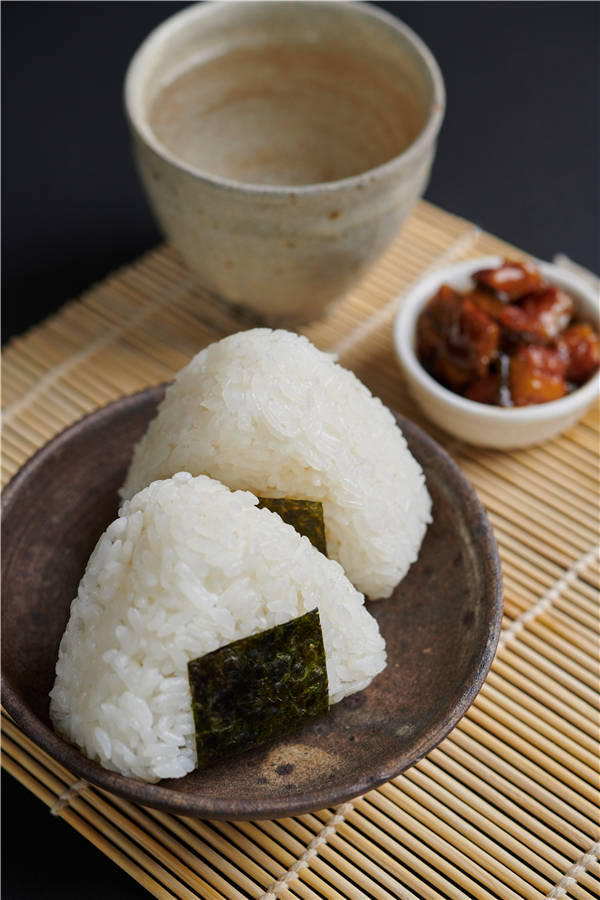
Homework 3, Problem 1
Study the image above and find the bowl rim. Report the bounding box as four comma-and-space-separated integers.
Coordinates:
1, 386, 503, 820
124, 0, 446, 196
393, 255, 600, 423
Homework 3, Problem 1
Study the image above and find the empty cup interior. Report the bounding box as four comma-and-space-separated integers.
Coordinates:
129, 2, 439, 187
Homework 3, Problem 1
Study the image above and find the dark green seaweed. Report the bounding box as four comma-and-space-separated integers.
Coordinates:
188, 609, 329, 768
257, 498, 328, 557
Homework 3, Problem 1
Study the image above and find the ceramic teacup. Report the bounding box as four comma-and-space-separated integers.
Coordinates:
125, 1, 445, 324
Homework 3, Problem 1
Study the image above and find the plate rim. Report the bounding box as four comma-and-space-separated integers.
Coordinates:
1, 385, 503, 820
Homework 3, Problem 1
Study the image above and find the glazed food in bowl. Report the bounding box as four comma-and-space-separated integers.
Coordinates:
394, 257, 600, 448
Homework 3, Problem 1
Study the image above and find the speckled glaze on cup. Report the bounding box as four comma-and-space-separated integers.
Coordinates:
125, 1, 445, 324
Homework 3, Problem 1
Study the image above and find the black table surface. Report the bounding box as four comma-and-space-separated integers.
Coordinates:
2, 2, 598, 898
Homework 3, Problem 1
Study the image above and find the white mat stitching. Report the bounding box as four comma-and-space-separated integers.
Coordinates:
497, 543, 599, 652
259, 801, 355, 900
546, 840, 600, 898
50, 778, 90, 815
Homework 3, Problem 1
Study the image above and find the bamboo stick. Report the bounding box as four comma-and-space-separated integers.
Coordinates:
491, 652, 599, 737
448, 727, 598, 841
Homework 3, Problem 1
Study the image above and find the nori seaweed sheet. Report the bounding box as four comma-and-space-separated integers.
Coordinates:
188, 609, 329, 768
257, 497, 328, 557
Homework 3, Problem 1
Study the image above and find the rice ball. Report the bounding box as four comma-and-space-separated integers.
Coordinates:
50, 473, 386, 782
121, 329, 431, 598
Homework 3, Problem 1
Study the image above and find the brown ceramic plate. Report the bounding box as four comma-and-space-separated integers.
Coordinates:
1, 385, 502, 820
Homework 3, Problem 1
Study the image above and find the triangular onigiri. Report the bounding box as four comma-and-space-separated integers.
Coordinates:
50, 473, 386, 782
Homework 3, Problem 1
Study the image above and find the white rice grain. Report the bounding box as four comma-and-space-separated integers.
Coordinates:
121, 329, 431, 598
50, 473, 386, 782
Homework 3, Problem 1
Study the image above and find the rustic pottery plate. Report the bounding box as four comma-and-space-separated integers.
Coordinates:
1, 385, 502, 820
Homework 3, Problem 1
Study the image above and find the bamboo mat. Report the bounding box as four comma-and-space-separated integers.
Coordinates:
2, 200, 599, 900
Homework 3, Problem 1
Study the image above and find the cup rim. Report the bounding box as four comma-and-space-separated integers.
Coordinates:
124, 0, 446, 196
393, 256, 600, 424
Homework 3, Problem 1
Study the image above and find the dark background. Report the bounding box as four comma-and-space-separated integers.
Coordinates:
1, 2, 598, 897
3, 1, 599, 344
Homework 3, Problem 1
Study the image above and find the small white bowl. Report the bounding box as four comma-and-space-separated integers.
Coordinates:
393, 256, 600, 449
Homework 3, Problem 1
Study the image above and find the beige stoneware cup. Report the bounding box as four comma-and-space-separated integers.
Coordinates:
125, 1, 445, 324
